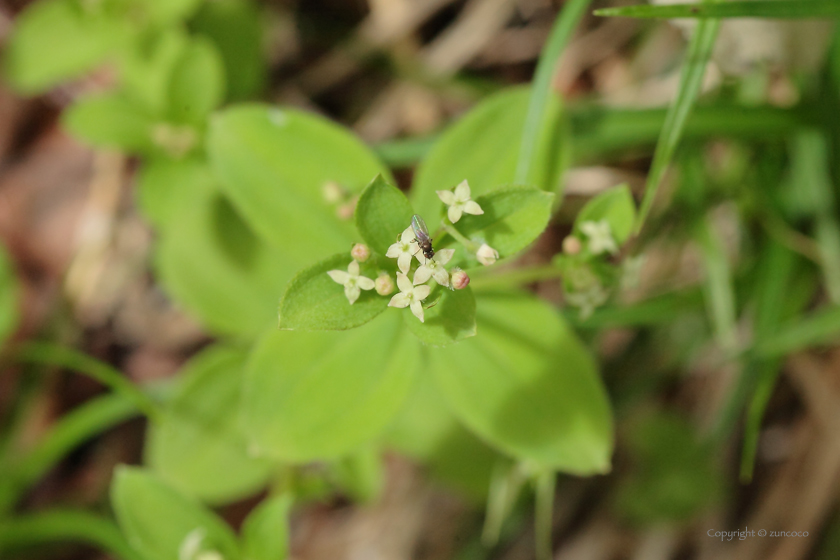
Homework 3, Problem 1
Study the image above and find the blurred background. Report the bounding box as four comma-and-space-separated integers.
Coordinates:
1, 0, 840, 559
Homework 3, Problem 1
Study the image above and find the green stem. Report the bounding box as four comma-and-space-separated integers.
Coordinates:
0, 509, 143, 560
470, 265, 563, 290
515, 0, 592, 184
441, 221, 480, 253
15, 342, 162, 422
534, 471, 557, 560
482, 460, 527, 547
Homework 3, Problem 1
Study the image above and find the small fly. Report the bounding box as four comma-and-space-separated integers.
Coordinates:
410, 214, 435, 262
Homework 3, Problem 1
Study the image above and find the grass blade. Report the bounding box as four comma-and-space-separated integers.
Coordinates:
514, 0, 592, 184
15, 342, 161, 421
595, 1, 840, 20
695, 214, 738, 353
755, 306, 840, 359
635, 17, 720, 233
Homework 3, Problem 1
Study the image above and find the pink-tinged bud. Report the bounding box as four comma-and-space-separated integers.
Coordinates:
375, 273, 395, 295
562, 235, 582, 255
476, 243, 499, 266
335, 196, 358, 221
322, 180, 345, 204
351, 243, 371, 262
451, 268, 470, 289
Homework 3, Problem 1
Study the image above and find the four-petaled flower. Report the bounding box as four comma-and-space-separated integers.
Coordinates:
388, 272, 431, 322
413, 248, 455, 287
386, 227, 417, 274
580, 220, 618, 255
437, 180, 484, 223
327, 260, 375, 304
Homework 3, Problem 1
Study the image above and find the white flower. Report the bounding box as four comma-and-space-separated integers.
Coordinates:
565, 284, 609, 319
476, 243, 499, 266
580, 220, 618, 255
327, 260, 375, 304
437, 180, 484, 223
413, 248, 454, 287
386, 226, 416, 274
388, 272, 431, 322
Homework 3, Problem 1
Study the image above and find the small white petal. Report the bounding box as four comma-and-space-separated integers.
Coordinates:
345, 285, 361, 304
414, 284, 431, 300
388, 292, 410, 308
396, 272, 413, 293
448, 205, 463, 223
435, 248, 455, 265
397, 252, 412, 274
410, 300, 425, 322
454, 180, 471, 202
357, 276, 375, 290
347, 260, 360, 276
463, 200, 483, 215
385, 242, 402, 258
432, 267, 450, 287
437, 190, 456, 205
400, 227, 415, 243
327, 270, 350, 284
413, 266, 432, 285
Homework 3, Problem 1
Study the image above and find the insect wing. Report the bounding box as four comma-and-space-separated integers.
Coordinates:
411, 214, 431, 243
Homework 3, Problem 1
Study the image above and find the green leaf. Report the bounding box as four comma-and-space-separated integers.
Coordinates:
384, 374, 497, 501
146, 346, 271, 505
0, 244, 19, 348
455, 186, 554, 258
119, 28, 188, 116
135, 157, 214, 229
154, 177, 292, 337
111, 467, 240, 560
635, 17, 720, 231
574, 184, 636, 246
412, 87, 564, 220
404, 286, 476, 347
167, 38, 225, 124
242, 312, 417, 462
278, 253, 389, 331
330, 447, 384, 503
431, 292, 613, 473
3, 0, 126, 94
755, 305, 840, 359
241, 494, 292, 560
62, 93, 155, 153
595, 1, 840, 19
208, 105, 391, 258
191, 0, 266, 101
355, 175, 414, 256
137, 0, 203, 24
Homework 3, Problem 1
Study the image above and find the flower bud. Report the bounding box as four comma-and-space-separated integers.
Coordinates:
476, 243, 499, 266
451, 268, 470, 289
322, 180, 345, 204
562, 235, 582, 255
351, 243, 371, 262
336, 196, 358, 220
375, 273, 395, 295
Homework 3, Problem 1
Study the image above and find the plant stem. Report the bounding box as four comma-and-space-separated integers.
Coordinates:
482, 460, 527, 547
534, 471, 557, 560
515, 0, 592, 184
470, 265, 564, 290
441, 221, 480, 253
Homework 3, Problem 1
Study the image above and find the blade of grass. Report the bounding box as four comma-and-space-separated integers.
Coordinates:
695, 214, 738, 354
514, 0, 592, 185
0, 393, 137, 513
635, 17, 721, 233
595, 1, 840, 20
15, 342, 161, 421
0, 509, 143, 560
754, 305, 840, 359
791, 130, 840, 303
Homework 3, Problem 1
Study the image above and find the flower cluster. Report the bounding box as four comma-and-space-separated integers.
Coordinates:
437, 179, 484, 223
